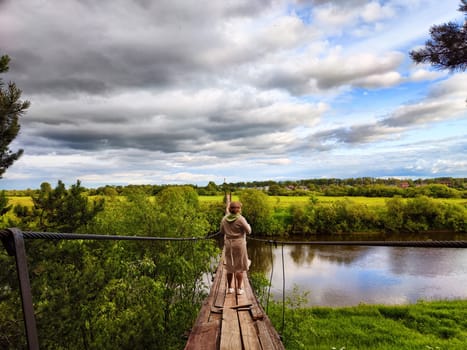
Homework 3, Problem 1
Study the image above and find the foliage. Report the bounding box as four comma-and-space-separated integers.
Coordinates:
200, 200, 226, 233
30, 180, 104, 232
0, 190, 11, 217
0, 55, 30, 178
0, 185, 220, 349
282, 195, 467, 235
383, 196, 467, 233
239, 189, 274, 235
266, 299, 467, 350
248, 272, 271, 307
410, 1, 467, 71
197, 181, 221, 195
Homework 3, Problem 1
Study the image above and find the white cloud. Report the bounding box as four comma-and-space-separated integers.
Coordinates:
409, 69, 446, 82
361, 1, 395, 22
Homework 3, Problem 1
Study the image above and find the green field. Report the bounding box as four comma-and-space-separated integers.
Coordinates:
7, 194, 467, 210
198, 195, 466, 209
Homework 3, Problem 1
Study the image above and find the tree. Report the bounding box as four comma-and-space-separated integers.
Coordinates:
410, 1, 467, 71
239, 189, 273, 234
33, 180, 104, 232
0, 55, 30, 178
0, 191, 11, 216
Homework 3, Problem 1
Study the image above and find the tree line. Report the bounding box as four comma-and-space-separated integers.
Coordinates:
3, 177, 466, 199
233, 190, 467, 236
4, 180, 466, 237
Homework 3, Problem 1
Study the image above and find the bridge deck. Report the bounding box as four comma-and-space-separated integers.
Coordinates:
184, 259, 284, 350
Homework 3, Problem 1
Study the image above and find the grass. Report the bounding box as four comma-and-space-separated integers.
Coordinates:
268, 299, 467, 350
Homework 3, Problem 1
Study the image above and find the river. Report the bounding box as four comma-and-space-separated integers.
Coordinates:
247, 233, 467, 307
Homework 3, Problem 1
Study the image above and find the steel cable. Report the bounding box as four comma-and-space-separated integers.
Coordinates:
248, 236, 467, 248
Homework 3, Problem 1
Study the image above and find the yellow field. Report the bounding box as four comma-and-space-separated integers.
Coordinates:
5, 196, 33, 207
199, 195, 388, 208
199, 195, 467, 209
6, 194, 466, 210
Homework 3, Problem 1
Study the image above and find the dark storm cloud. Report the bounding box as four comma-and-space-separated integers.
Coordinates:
37, 127, 196, 152
23, 97, 319, 154
1, 6, 182, 95
1, 0, 277, 97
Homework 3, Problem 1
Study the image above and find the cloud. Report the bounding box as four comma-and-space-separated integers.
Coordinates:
253, 50, 404, 94
409, 69, 446, 82
0, 0, 465, 189
304, 73, 467, 148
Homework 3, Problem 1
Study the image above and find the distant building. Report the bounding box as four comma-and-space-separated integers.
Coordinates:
399, 181, 410, 189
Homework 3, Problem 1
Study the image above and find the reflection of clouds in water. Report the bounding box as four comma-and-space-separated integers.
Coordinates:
255, 244, 467, 307
313, 245, 372, 265
389, 247, 467, 277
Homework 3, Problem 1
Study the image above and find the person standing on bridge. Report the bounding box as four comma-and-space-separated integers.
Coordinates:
220, 201, 251, 295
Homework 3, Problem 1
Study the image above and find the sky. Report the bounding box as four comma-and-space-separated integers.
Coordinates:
1, 0, 466, 190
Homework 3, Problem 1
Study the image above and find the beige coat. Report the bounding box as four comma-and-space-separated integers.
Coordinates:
220, 215, 251, 273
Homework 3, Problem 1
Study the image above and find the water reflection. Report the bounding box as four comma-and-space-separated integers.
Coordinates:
247, 238, 467, 306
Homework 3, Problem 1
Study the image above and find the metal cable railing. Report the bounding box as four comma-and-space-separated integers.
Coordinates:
247, 236, 467, 248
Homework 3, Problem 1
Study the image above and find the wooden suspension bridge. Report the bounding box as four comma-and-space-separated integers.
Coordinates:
1, 228, 285, 350
184, 257, 284, 350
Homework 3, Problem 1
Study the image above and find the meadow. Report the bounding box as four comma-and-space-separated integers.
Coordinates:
268, 299, 467, 350
200, 194, 467, 208
8, 193, 467, 209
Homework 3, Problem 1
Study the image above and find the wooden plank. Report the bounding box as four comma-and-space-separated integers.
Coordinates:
244, 273, 284, 349
255, 319, 284, 350
214, 263, 227, 308
184, 320, 220, 350
237, 273, 267, 350
220, 292, 242, 350
238, 309, 261, 350
244, 277, 265, 320
255, 320, 276, 350
185, 260, 223, 349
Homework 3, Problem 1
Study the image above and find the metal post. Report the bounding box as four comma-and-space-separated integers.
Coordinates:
8, 228, 39, 350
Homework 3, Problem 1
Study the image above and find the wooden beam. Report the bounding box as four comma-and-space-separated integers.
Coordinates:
220, 292, 242, 350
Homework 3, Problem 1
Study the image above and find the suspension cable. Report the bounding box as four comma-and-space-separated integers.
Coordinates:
0, 229, 220, 242
248, 236, 467, 248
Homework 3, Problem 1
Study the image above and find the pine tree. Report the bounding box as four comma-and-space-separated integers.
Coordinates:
410, 1, 467, 71
0, 55, 30, 178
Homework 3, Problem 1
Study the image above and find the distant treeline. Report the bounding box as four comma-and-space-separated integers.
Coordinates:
4, 177, 467, 198
4, 181, 466, 236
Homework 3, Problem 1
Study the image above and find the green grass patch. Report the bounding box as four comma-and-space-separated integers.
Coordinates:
268, 299, 467, 349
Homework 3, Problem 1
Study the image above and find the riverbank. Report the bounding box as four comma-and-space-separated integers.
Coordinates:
267, 299, 467, 349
